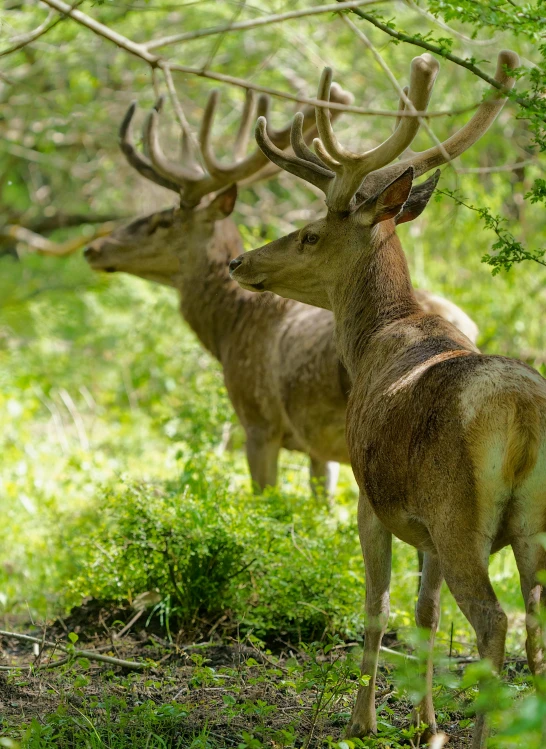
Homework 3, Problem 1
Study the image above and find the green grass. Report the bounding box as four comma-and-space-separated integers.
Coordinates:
1, 219, 546, 746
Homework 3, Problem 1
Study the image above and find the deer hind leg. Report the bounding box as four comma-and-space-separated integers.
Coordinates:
245, 429, 281, 493
417, 550, 424, 596
412, 551, 443, 738
439, 540, 507, 749
347, 493, 392, 738
512, 535, 546, 676
309, 458, 340, 504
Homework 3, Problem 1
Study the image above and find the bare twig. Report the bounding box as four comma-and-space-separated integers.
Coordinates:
199, 0, 246, 72
1, 222, 115, 256
38, 0, 478, 119
0, 630, 148, 670
159, 62, 203, 163
39, 655, 71, 670
0, 10, 56, 58
0, 1, 85, 59
114, 609, 144, 639
456, 158, 539, 173
40, 0, 158, 64
166, 64, 476, 118
24, 212, 124, 233
380, 645, 418, 661
341, 15, 452, 166
343, 0, 535, 112
146, 0, 387, 51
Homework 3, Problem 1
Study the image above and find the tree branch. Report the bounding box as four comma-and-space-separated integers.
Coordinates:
38, 0, 478, 119
403, 0, 500, 47
456, 158, 539, 174
165, 62, 476, 118
0, 10, 56, 58
40, 0, 159, 65
145, 0, 387, 51
1, 222, 115, 256
341, 15, 453, 166
25, 212, 125, 233
0, 630, 148, 670
343, 1, 536, 112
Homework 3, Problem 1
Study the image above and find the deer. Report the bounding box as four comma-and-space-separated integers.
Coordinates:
85, 86, 478, 504
229, 50, 545, 749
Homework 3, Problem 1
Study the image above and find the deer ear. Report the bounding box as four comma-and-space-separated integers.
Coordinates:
395, 170, 440, 225
367, 167, 414, 226
205, 184, 238, 220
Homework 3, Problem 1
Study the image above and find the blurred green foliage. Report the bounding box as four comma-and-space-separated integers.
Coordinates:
1, 0, 545, 745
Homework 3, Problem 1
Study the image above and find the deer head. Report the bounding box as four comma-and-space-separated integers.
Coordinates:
84, 84, 353, 284
229, 51, 519, 310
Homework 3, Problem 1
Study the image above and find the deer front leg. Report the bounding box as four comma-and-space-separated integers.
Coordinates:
347, 493, 392, 737
245, 429, 281, 493
412, 551, 443, 738
309, 458, 340, 504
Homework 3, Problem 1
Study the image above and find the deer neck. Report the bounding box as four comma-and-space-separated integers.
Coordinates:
330, 223, 420, 381
177, 218, 287, 361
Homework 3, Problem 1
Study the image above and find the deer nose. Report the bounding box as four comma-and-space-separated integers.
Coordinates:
229, 256, 243, 273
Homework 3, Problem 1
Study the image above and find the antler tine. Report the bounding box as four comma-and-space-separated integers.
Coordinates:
313, 56, 439, 210
255, 116, 334, 192
119, 101, 183, 194
233, 89, 257, 160
145, 98, 206, 188
314, 68, 344, 170
297, 82, 354, 149
395, 86, 409, 132
362, 49, 520, 195
266, 101, 318, 150
240, 82, 353, 190
356, 54, 438, 170
181, 129, 197, 168
259, 82, 353, 153
291, 112, 331, 169
199, 89, 270, 184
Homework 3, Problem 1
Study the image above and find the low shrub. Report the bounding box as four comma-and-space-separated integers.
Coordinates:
59, 452, 365, 642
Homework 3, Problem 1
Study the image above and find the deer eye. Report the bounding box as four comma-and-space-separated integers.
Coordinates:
303, 233, 319, 245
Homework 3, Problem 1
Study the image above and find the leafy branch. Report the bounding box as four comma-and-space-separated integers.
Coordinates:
435, 188, 546, 274
342, 1, 541, 113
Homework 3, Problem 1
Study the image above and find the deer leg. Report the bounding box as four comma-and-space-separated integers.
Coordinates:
347, 493, 392, 737
245, 430, 281, 493
309, 458, 339, 503
412, 551, 443, 737
439, 543, 507, 749
417, 550, 424, 596
512, 536, 546, 676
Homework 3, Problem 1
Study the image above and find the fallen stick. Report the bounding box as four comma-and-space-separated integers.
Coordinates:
380, 645, 418, 661
0, 629, 149, 671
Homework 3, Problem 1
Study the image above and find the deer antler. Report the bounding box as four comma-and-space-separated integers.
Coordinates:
119, 100, 184, 194
119, 83, 353, 208
200, 84, 354, 187
198, 89, 271, 183
361, 50, 520, 197
255, 50, 519, 212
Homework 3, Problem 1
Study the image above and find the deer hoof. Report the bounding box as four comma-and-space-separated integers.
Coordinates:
345, 721, 376, 739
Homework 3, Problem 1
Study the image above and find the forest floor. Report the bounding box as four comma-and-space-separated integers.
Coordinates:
2, 600, 532, 748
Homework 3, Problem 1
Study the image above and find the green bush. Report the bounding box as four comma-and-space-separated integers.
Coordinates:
59, 452, 365, 641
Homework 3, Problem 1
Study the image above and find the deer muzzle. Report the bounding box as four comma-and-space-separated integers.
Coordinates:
229, 254, 266, 292
84, 239, 117, 272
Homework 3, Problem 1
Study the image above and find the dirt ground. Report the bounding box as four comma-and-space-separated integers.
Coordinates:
0, 600, 518, 747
